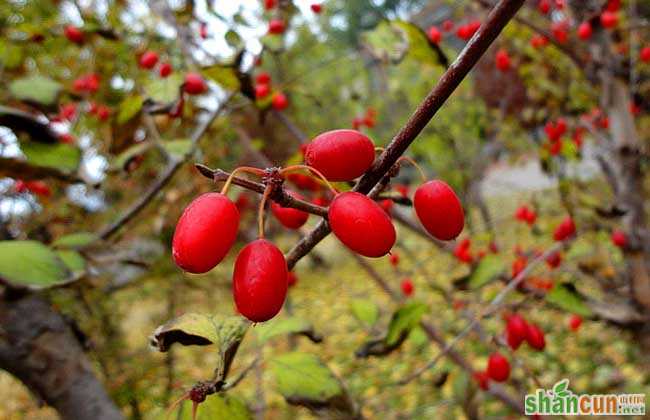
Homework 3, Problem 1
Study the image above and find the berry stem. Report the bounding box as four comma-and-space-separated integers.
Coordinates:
258, 183, 273, 239
279, 164, 339, 195
397, 156, 427, 182
220, 166, 265, 195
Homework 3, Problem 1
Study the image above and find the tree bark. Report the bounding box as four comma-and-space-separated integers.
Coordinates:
0, 292, 124, 420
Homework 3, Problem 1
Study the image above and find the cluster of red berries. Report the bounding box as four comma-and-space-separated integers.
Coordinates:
172, 129, 464, 323
138, 50, 173, 78
352, 108, 377, 130
254, 72, 289, 110
13, 180, 51, 198
514, 204, 537, 226
72, 73, 101, 94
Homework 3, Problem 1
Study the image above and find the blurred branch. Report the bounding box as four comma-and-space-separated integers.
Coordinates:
0, 157, 86, 184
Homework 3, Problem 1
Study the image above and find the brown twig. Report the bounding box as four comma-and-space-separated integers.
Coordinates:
283, 0, 526, 270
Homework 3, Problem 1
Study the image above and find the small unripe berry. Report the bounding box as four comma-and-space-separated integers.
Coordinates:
233, 239, 287, 322
487, 352, 510, 382
139, 51, 159, 69
305, 129, 375, 182
172, 193, 240, 273
328, 192, 396, 258
414, 180, 464, 241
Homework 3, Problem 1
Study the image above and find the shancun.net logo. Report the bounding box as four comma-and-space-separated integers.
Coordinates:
525, 379, 645, 416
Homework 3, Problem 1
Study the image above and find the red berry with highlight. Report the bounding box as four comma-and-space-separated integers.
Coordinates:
414, 180, 464, 241
184, 73, 207, 94
271, 192, 309, 229
159, 62, 173, 78
271, 92, 289, 110
172, 193, 240, 274
305, 129, 375, 182
64, 25, 84, 44
611, 229, 627, 248
401, 278, 414, 296
506, 314, 529, 350
233, 239, 288, 322
328, 192, 396, 258
526, 323, 546, 350
268, 19, 286, 35
577, 22, 592, 40
139, 51, 159, 69
487, 352, 510, 382
568, 314, 582, 331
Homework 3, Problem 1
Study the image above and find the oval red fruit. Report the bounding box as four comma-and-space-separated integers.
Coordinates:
474, 370, 490, 390
427, 26, 441, 44
271, 192, 309, 229
526, 323, 546, 350
139, 51, 159, 69
611, 229, 627, 248
389, 252, 400, 267
487, 352, 510, 382
271, 92, 289, 110
311, 3, 322, 13
159, 62, 173, 78
495, 49, 511, 72
328, 192, 396, 257
400, 278, 414, 296
184, 73, 207, 95
577, 22, 592, 40
172, 193, 240, 273
255, 72, 271, 85
255, 84, 270, 99
233, 239, 288, 322
600, 11, 618, 29
305, 129, 375, 181
268, 19, 286, 35
414, 180, 464, 241
568, 314, 582, 331
506, 314, 528, 350
64, 25, 84, 44
553, 216, 576, 241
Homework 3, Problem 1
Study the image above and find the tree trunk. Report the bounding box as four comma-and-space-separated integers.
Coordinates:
0, 292, 124, 420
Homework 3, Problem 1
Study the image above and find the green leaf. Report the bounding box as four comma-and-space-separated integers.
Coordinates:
162, 139, 192, 159
202, 64, 240, 91
468, 254, 506, 289
117, 95, 143, 124
260, 34, 284, 53
0, 40, 24, 69
386, 301, 428, 346
393, 20, 439, 64
350, 299, 379, 326
546, 284, 592, 317
20, 142, 81, 173
225, 30, 243, 49
52, 232, 97, 249
269, 352, 356, 415
0, 241, 70, 288
361, 20, 408, 63
144, 73, 183, 103
553, 379, 570, 397
153, 394, 251, 420
152, 313, 249, 382
56, 250, 86, 274
9, 75, 62, 106
255, 317, 322, 343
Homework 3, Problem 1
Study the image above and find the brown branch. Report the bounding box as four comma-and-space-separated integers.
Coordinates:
0, 157, 87, 184
285, 0, 525, 270
96, 94, 234, 241
195, 165, 329, 218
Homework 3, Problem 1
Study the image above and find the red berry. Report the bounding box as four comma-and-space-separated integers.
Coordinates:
456, 25, 471, 40
414, 180, 464, 241
268, 19, 286, 35
271, 92, 289, 110
427, 26, 441, 44
551, 21, 568, 44
184, 73, 207, 95
235, 193, 252, 212
379, 199, 394, 215
545, 251, 562, 269
606, 0, 621, 12
525, 323, 546, 350
553, 216, 576, 241
389, 252, 400, 267
59, 133, 75, 144
568, 314, 582, 331
538, 0, 550, 14
442, 20, 454, 32
305, 129, 375, 182
199, 22, 208, 39
271, 192, 309, 229
256, 72, 271, 85
60, 103, 77, 121
577, 22, 592, 40
97, 105, 111, 121
530, 34, 548, 49
233, 239, 287, 322
287, 271, 298, 287
640, 46, 650, 63
506, 314, 529, 350
255, 83, 270, 99
487, 352, 510, 382
310, 3, 322, 13
139, 51, 159, 69
286, 173, 321, 191
611, 229, 627, 248
172, 193, 240, 273
159, 62, 173, 78
328, 192, 396, 257
14, 180, 27, 193
495, 49, 511, 72
25, 181, 51, 197
600, 11, 618, 29
489, 241, 499, 253
264, 0, 276, 10
474, 371, 490, 390
400, 278, 414, 296
64, 25, 84, 44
